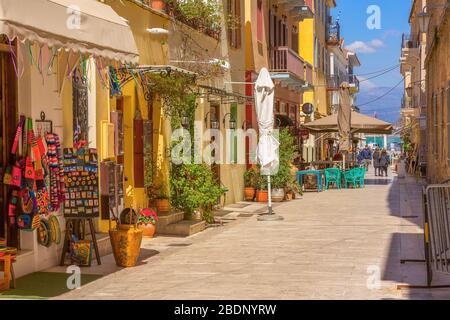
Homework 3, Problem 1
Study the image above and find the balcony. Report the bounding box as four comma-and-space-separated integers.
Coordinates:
326, 18, 341, 46
270, 47, 312, 92
348, 75, 360, 93
164, 0, 222, 40
273, 0, 314, 22
400, 33, 419, 74
327, 74, 359, 92
270, 47, 305, 81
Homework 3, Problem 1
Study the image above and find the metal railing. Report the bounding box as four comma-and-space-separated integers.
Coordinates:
401, 33, 419, 49
327, 74, 359, 90
327, 18, 340, 45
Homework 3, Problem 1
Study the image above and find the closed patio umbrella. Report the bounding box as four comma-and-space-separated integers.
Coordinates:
254, 68, 283, 221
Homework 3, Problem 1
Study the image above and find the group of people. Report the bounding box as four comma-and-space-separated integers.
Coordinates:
357, 145, 391, 177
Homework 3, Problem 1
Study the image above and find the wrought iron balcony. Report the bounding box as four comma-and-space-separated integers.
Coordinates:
348, 74, 360, 93
326, 18, 340, 46
327, 74, 359, 92
270, 47, 305, 81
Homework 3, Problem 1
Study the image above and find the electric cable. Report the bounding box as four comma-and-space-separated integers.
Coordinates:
355, 77, 405, 108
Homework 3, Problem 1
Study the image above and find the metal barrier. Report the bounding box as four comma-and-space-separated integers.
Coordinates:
426, 184, 450, 275
399, 183, 450, 289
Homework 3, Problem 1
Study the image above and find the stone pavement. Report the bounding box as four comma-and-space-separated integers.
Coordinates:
53, 169, 450, 300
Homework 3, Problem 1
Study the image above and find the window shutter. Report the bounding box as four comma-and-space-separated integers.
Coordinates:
235, 0, 241, 48
133, 118, 144, 188
434, 94, 438, 156
257, 0, 263, 43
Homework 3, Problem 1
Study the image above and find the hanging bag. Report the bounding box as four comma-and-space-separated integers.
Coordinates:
3, 116, 26, 187
24, 118, 35, 183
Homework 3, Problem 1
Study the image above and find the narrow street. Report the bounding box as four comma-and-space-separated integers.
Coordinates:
51, 169, 449, 300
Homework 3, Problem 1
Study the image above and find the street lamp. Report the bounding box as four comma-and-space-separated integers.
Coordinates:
417, 11, 430, 34
417, 1, 450, 34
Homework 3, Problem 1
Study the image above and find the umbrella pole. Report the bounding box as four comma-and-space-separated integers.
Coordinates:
257, 174, 284, 221
267, 175, 273, 215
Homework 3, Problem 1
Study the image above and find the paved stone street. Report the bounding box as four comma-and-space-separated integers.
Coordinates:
53, 170, 450, 300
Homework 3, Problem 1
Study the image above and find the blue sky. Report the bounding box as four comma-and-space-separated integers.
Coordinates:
334, 0, 411, 88
331, 0, 412, 122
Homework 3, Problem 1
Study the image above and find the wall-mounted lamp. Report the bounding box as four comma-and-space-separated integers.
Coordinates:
204, 112, 220, 130
223, 113, 236, 130
406, 86, 413, 97
181, 114, 190, 129
417, 11, 431, 34
242, 120, 253, 130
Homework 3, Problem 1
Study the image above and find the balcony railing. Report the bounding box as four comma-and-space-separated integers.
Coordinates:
270, 47, 305, 81
401, 33, 419, 49
327, 74, 359, 91
327, 18, 340, 46
163, 0, 222, 40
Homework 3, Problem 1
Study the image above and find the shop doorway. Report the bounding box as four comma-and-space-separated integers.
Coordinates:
0, 44, 18, 246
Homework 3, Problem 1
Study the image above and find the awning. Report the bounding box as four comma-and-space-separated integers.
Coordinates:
302, 111, 393, 134
0, 0, 139, 64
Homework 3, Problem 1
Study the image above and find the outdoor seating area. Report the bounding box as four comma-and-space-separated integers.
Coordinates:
297, 166, 367, 192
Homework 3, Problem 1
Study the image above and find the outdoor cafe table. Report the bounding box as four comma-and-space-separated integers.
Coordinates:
297, 170, 324, 192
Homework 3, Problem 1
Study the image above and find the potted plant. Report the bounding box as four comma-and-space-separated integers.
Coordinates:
138, 208, 159, 238
243, 167, 258, 201
256, 175, 268, 203
151, 0, 166, 11
155, 185, 170, 213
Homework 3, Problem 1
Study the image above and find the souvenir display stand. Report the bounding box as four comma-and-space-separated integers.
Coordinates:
59, 148, 101, 267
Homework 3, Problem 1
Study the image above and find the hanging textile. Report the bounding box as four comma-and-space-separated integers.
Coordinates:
46, 133, 65, 212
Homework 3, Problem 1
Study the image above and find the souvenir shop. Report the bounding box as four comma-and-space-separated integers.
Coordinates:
0, 0, 138, 286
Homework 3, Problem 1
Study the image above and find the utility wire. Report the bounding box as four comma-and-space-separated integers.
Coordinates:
355, 64, 400, 77
359, 66, 400, 82
355, 77, 405, 108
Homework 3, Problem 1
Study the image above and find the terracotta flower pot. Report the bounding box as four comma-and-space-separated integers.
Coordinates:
151, 0, 166, 11
244, 187, 256, 201
285, 192, 293, 201
156, 199, 170, 213
138, 223, 156, 238
256, 190, 268, 203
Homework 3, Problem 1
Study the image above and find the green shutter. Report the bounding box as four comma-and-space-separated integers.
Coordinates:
231, 103, 238, 164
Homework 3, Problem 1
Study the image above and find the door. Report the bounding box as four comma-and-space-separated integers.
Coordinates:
0, 44, 18, 246
209, 103, 221, 183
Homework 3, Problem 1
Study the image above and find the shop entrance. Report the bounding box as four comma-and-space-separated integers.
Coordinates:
0, 43, 18, 247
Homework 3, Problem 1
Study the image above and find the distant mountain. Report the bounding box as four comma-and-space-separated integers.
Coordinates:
354, 86, 404, 124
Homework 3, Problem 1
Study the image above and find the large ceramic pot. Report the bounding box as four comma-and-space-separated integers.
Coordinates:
271, 189, 285, 202
256, 190, 268, 203
151, 0, 166, 11
156, 199, 170, 213
109, 225, 143, 268
244, 187, 256, 201
138, 223, 156, 238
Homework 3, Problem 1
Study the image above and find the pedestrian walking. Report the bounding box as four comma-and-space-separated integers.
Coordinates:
373, 147, 381, 176
379, 149, 390, 177
360, 145, 372, 170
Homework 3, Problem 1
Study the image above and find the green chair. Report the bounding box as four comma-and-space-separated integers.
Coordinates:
355, 167, 366, 188
343, 169, 358, 189
324, 168, 341, 190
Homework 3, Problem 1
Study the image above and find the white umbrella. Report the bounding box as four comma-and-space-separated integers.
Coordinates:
254, 68, 282, 220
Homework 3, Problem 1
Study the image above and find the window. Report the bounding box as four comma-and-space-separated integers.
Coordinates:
227, 0, 241, 49
257, 0, 263, 43
291, 26, 299, 53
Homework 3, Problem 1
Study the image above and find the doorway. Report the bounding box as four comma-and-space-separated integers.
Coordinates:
0, 44, 18, 246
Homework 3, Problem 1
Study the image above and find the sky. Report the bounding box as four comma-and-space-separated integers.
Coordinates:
332, 0, 412, 122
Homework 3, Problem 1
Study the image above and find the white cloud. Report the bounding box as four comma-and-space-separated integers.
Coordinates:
369, 39, 385, 48
345, 39, 385, 54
